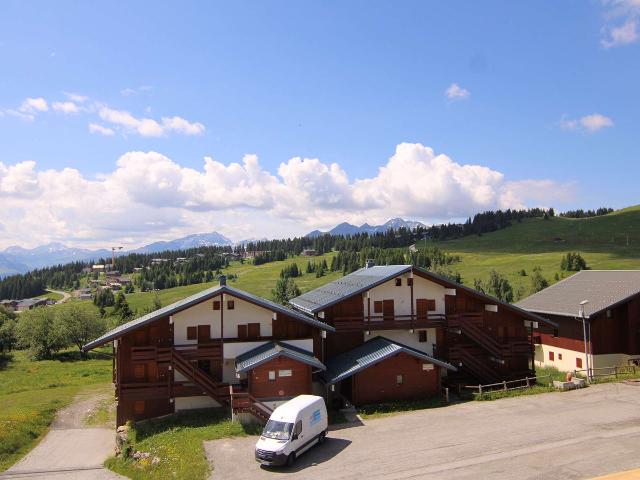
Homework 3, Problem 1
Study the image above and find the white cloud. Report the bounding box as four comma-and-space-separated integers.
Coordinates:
52, 101, 80, 114
445, 83, 471, 101
560, 113, 614, 133
0, 143, 573, 249
64, 92, 89, 103
601, 0, 640, 47
88, 123, 115, 136
19, 97, 49, 113
98, 107, 205, 137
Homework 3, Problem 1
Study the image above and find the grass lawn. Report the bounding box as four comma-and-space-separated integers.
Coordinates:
85, 395, 117, 427
36, 290, 64, 302
105, 408, 260, 480
357, 397, 448, 419
0, 348, 112, 471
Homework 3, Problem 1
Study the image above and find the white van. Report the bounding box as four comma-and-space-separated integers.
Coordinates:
255, 395, 328, 466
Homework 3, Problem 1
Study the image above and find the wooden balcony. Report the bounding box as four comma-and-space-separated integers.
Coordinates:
332, 313, 446, 332
131, 342, 223, 364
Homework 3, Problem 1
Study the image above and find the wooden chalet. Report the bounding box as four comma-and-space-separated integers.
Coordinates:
517, 270, 640, 372
82, 276, 333, 426
289, 263, 554, 404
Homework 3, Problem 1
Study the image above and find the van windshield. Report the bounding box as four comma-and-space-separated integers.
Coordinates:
262, 420, 293, 440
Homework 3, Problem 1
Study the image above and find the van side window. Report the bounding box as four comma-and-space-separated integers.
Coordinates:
293, 420, 302, 437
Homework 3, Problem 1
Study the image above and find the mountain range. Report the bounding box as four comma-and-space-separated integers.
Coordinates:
0, 218, 422, 277
306, 218, 426, 238
0, 232, 233, 277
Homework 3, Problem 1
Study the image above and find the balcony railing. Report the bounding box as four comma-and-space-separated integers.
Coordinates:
332, 313, 446, 332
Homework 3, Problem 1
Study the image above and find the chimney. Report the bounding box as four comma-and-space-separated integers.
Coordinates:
365, 259, 375, 269
219, 275, 227, 286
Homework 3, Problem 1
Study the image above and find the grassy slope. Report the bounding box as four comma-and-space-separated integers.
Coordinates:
438, 206, 640, 298
125, 252, 341, 312
0, 349, 112, 471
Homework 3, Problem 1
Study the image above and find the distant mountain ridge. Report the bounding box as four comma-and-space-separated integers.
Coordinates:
0, 231, 233, 276
306, 218, 427, 238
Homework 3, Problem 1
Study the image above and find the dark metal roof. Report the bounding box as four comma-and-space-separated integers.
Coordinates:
516, 270, 640, 319
322, 336, 456, 385
289, 265, 412, 314
82, 284, 334, 351
235, 341, 325, 373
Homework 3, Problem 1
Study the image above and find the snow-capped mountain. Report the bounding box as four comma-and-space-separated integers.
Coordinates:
306, 218, 427, 237
133, 232, 233, 254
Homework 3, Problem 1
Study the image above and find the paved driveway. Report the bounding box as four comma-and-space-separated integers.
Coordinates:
206, 382, 640, 480
1, 394, 125, 480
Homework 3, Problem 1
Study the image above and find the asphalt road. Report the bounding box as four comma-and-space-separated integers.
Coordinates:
1, 394, 124, 480
206, 382, 640, 480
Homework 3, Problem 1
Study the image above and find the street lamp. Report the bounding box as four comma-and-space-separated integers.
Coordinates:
579, 300, 590, 382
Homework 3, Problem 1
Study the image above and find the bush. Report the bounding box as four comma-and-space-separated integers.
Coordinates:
473, 270, 513, 303
530, 266, 549, 293
0, 307, 17, 355
560, 252, 587, 272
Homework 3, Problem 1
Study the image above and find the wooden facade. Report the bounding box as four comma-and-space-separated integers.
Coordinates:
350, 352, 440, 405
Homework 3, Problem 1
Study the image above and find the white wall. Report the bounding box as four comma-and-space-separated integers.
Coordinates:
172, 292, 275, 344
536, 343, 637, 372
362, 273, 446, 318
365, 329, 436, 356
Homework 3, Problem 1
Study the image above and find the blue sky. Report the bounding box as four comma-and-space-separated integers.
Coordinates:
0, 1, 638, 248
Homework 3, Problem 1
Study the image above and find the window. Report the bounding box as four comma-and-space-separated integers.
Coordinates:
373, 301, 382, 313
293, 420, 302, 438
186, 326, 197, 340
418, 330, 427, 343
213, 300, 221, 310
426, 299, 436, 311
395, 278, 402, 286
407, 277, 413, 287
134, 363, 146, 380
396, 374, 403, 385
576, 357, 583, 369
134, 400, 145, 415
237, 325, 247, 339
558, 353, 563, 360
227, 300, 235, 310
279, 369, 293, 377
268, 370, 276, 381
549, 351, 555, 361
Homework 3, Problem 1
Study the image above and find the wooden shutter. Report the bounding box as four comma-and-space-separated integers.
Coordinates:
134, 400, 145, 416
427, 299, 436, 311
373, 301, 383, 314
134, 363, 146, 380
383, 299, 394, 319
395, 278, 402, 286
416, 299, 428, 319
248, 323, 261, 339
198, 325, 211, 343
227, 300, 235, 310
238, 324, 248, 339
213, 300, 221, 310
186, 326, 197, 340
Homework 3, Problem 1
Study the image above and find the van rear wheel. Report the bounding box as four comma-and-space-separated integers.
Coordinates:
286, 452, 296, 467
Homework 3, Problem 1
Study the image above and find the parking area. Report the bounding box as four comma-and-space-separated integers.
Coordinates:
206, 382, 640, 480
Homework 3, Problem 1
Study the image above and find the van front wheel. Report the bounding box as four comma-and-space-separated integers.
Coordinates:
318, 432, 326, 445
286, 452, 296, 467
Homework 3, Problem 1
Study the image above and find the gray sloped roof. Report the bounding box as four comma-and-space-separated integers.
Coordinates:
322, 336, 456, 385
235, 341, 325, 373
289, 265, 412, 314
516, 270, 640, 319
82, 284, 334, 351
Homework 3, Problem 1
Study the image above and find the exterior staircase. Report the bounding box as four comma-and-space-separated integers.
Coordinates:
171, 348, 230, 406
449, 344, 502, 384
230, 387, 273, 424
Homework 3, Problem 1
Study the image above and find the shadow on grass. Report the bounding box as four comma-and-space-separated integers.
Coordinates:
50, 348, 113, 362
134, 408, 261, 442
0, 353, 13, 370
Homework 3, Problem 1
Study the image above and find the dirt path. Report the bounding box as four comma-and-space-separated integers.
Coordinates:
1, 392, 124, 479
46, 288, 71, 304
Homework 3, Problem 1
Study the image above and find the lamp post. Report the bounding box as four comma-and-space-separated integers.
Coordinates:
579, 300, 590, 382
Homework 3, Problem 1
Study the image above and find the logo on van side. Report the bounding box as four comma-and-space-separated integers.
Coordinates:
310, 409, 321, 426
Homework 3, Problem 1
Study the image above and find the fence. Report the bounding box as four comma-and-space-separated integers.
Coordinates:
573, 364, 639, 381
465, 374, 553, 396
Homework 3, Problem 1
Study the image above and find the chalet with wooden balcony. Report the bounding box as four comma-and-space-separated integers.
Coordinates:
517, 270, 640, 372
289, 263, 554, 400
82, 276, 333, 426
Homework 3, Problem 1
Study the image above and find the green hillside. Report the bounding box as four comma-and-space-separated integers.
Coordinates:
437, 205, 640, 298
